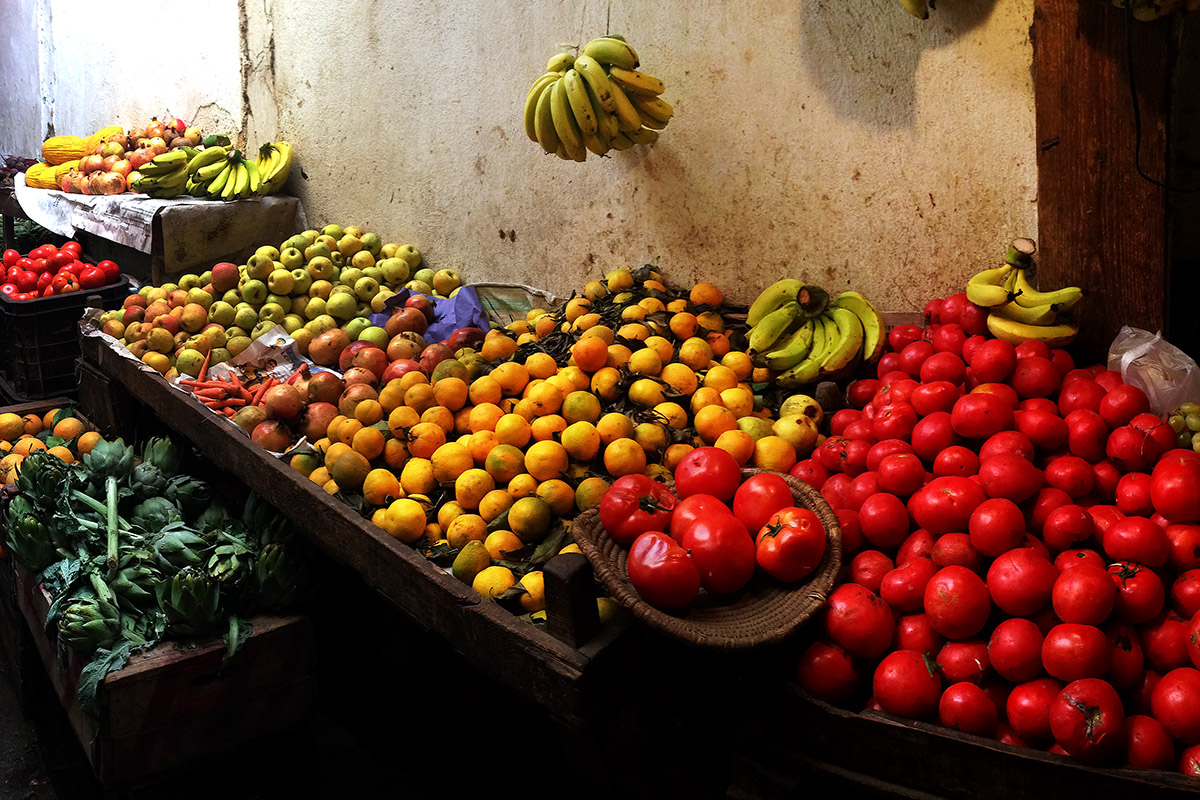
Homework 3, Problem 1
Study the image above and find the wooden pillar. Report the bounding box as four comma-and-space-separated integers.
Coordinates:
1033, 2, 1171, 363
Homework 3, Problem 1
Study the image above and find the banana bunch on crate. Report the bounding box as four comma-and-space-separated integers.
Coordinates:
523, 36, 671, 162
966, 238, 1082, 348
747, 280, 886, 389
184, 141, 293, 200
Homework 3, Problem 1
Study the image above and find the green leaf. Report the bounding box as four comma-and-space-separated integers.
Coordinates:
530, 522, 570, 566
223, 615, 253, 662
77, 642, 133, 716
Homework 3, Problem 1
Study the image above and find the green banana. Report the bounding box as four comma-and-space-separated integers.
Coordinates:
581, 37, 639, 70
748, 301, 802, 355
747, 279, 804, 327
563, 69, 598, 137
776, 317, 830, 388
188, 146, 228, 174
763, 320, 816, 371
830, 291, 885, 363
573, 54, 618, 112
819, 307, 866, 379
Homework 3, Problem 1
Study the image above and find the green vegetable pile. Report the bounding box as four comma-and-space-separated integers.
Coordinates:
1, 437, 313, 713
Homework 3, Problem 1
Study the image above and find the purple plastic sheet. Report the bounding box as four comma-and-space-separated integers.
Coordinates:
369, 285, 489, 343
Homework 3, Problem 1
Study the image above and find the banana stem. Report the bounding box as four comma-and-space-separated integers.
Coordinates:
1006, 238, 1037, 268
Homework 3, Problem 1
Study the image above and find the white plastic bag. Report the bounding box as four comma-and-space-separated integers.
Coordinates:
1107, 326, 1200, 416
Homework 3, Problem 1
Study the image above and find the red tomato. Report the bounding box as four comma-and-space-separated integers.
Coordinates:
1065, 409, 1109, 463
876, 353, 903, 379
78, 265, 107, 290
990, 618, 1045, 682
1052, 567, 1115, 625
939, 682, 998, 736
1007, 678, 1065, 744
872, 402, 918, 443
732, 473, 794, 536
1107, 622, 1147, 690
1124, 714, 1175, 770
14, 270, 36, 292
1055, 548, 1106, 573
988, 548, 1058, 617
960, 304, 989, 336
625, 531, 701, 609
873, 650, 943, 720
849, 551, 894, 594
1110, 561, 1166, 624
0, 283, 16, 299
898, 341, 935, 378
1104, 517, 1169, 567
1059, 378, 1107, 416
1107, 425, 1160, 473
1088, 504, 1126, 538
1167, 524, 1200, 572
813, 437, 852, 474
789, 459, 829, 491
754, 506, 826, 583
940, 294, 969, 324
1043, 456, 1095, 499
893, 612, 944, 656
1142, 610, 1191, 672
824, 583, 895, 659
1010, 357, 1061, 399
896, 529, 936, 566
47, 251, 74, 271
910, 381, 961, 417
1099, 385, 1151, 428
1015, 340, 1053, 360
931, 324, 968, 356
599, 474, 678, 546
669, 493, 732, 542
910, 412, 959, 462
923, 565, 990, 639
14, 257, 31, 271
969, 338, 1017, 383
680, 515, 755, 594
60, 241, 81, 257
841, 439, 871, 477
858, 492, 910, 549
841, 472, 882, 513
1043, 623, 1111, 681
919, 352, 966, 385
820, 473, 852, 510
1152, 453, 1200, 523
795, 640, 862, 706
835, 508, 863, 555
1130, 669, 1163, 716
1151, 667, 1200, 744
866, 439, 914, 471
876, 453, 925, 496
1172, 571, 1200, 618
674, 446, 741, 502
937, 640, 991, 684
932, 533, 983, 572
842, 420, 875, 446
880, 557, 938, 613
1132, 412, 1177, 456
830, 409, 862, 436
909, 476, 985, 535
96, 259, 120, 282
973, 382, 1020, 409
1050, 679, 1126, 764
1021, 397, 1060, 414
888, 324, 923, 353
979, 430, 1035, 463
951, 393, 1015, 440
968, 498, 1026, 557
1042, 505, 1097, 553
995, 722, 1031, 747
932, 446, 979, 478
1092, 461, 1122, 501
1, 249, 17, 267
979, 454, 1044, 503
846, 379, 880, 409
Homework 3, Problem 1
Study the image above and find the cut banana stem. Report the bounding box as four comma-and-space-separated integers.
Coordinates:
1006, 238, 1037, 268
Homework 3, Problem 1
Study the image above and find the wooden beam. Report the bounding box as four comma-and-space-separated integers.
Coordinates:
1034, 2, 1171, 362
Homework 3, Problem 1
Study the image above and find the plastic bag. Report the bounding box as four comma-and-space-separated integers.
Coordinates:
369, 285, 490, 342
1107, 326, 1200, 415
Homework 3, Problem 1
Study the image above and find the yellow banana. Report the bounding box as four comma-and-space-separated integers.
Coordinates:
608, 81, 644, 133
573, 54, 618, 112
638, 112, 668, 131
986, 314, 1078, 348
245, 158, 261, 196
608, 133, 635, 151
550, 77, 586, 161
533, 82, 560, 155
608, 66, 665, 96
632, 94, 673, 122
562, 69, 598, 136
965, 263, 1016, 308
524, 72, 561, 142
581, 37, 639, 70
546, 53, 576, 73
993, 300, 1057, 326
830, 291, 885, 364
1012, 269, 1084, 310
626, 128, 659, 145
206, 164, 232, 197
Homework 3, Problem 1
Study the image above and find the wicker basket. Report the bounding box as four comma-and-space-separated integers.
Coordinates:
571, 468, 842, 650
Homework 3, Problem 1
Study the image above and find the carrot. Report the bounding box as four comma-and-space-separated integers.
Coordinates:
208, 398, 246, 409
197, 350, 211, 382
180, 380, 230, 390
194, 388, 229, 399
250, 382, 270, 406
222, 407, 235, 417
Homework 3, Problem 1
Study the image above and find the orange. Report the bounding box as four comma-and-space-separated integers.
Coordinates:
690, 386, 724, 416
379, 380, 407, 412
336, 418, 364, 446
534, 315, 557, 338
643, 336, 674, 364
695, 404, 738, 444
621, 304, 647, 321
323, 442, 351, 471
387, 405, 421, 437
754, 435, 798, 472
400, 457, 437, 495
515, 331, 539, 346
466, 402, 505, 434
575, 477, 611, 512
509, 496, 554, 542
431, 442, 474, 483
507, 472, 539, 499
322, 479, 340, 495
494, 413, 532, 448
11, 437, 44, 457
690, 282, 723, 307
527, 382, 563, 416
536, 479, 575, 516
664, 443, 695, 471
524, 352, 558, 379
404, 383, 437, 414
398, 370, 429, 393
469, 375, 503, 406
634, 422, 669, 454
597, 412, 635, 445
678, 337, 714, 370
308, 466, 331, 486
571, 336, 609, 373
660, 363, 698, 396
331, 450, 371, 491
605, 344, 632, 368
455, 468, 496, 510
666, 298, 688, 314
21, 414, 42, 436
383, 438, 410, 470
643, 279, 666, 292
468, 430, 500, 464
352, 426, 386, 460
572, 312, 601, 331
584, 280, 609, 301
0, 440, 9, 453
380, 497, 427, 543
454, 406, 475, 436
420, 405, 454, 434
77, 431, 103, 456
559, 366, 592, 392
720, 387, 755, 418
703, 364, 739, 392
481, 331, 519, 361
606, 268, 634, 292
0, 452, 24, 475
47, 446, 74, 464
590, 367, 623, 402
669, 312, 698, 341
490, 362, 529, 396
484, 529, 525, 561
447, 514, 488, 549
478, 489, 514, 522
706, 332, 731, 358
473, 566, 517, 599
524, 440, 568, 482
616, 323, 649, 342
363, 468, 401, 506
637, 296, 665, 315
582, 325, 615, 345
354, 399, 384, 426
545, 372, 576, 398
511, 397, 538, 421
714, 430, 755, 466
52, 417, 86, 441
628, 378, 665, 408
562, 391, 601, 424
604, 438, 647, 477
406, 422, 446, 459
653, 402, 688, 430
697, 311, 725, 333
433, 377, 469, 411
41, 409, 59, 430
722, 351, 754, 380
530, 414, 567, 443
564, 297, 591, 322
561, 421, 601, 462
628, 348, 663, 376
438, 501, 466, 531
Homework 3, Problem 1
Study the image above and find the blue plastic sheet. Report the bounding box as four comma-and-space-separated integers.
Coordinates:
369, 286, 489, 343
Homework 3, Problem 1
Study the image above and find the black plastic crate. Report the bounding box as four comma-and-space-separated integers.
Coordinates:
0, 276, 130, 401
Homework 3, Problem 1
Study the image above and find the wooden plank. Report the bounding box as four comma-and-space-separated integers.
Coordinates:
1167, 16, 1200, 357
79, 334, 606, 722
1034, 1, 1171, 363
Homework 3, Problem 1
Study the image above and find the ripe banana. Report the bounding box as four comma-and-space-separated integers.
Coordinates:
623, 128, 657, 145
763, 320, 815, 371
187, 146, 227, 174
263, 141, 294, 194
533, 83, 560, 154
994, 299, 1057, 326
986, 314, 1079, 348
573, 54, 618, 112
244, 158, 261, 197
965, 263, 1016, 307
608, 66, 665, 96
830, 291, 885, 364
524, 72, 561, 142
638, 112, 668, 131
206, 164, 232, 198
581, 37, 639, 70
1012, 269, 1084, 310
608, 133, 635, 151
748, 279, 805, 327
195, 156, 231, 182
632, 94, 673, 123
748, 301, 802, 355
550, 77, 587, 161
899, 0, 930, 19
546, 53, 576, 73
563, 69, 598, 136
819, 308, 866, 379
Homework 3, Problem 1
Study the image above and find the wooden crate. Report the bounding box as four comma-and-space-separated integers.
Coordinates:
13, 563, 315, 786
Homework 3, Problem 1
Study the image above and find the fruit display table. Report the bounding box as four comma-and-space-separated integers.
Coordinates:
14, 179, 307, 284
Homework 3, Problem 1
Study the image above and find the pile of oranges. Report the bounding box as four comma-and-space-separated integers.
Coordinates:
0, 408, 100, 484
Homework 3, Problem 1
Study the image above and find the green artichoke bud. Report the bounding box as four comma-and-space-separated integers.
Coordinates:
112, 557, 164, 612
165, 476, 209, 518
5, 513, 58, 571
82, 437, 135, 480
156, 567, 221, 635
58, 597, 121, 655
141, 437, 181, 478
194, 504, 231, 533
5, 494, 34, 523
131, 497, 182, 533
129, 462, 167, 500
254, 541, 313, 610
16, 451, 73, 505
153, 525, 211, 571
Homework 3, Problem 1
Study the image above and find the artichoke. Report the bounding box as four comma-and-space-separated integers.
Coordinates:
152, 525, 211, 571
141, 437, 181, 478
82, 438, 135, 482
156, 567, 221, 635
194, 504, 232, 533
166, 476, 209, 518
57, 586, 122, 655
112, 555, 164, 612
4, 513, 58, 572
16, 451, 74, 508
206, 531, 256, 610
131, 497, 182, 533
129, 462, 167, 500
254, 541, 313, 611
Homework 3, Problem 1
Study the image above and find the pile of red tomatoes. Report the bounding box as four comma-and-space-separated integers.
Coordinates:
794, 292, 1200, 775
2, 243, 121, 301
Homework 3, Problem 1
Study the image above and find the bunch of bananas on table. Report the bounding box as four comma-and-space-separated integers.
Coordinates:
130, 151, 191, 198
965, 238, 1082, 347
184, 141, 294, 200
747, 280, 886, 388
523, 36, 672, 162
